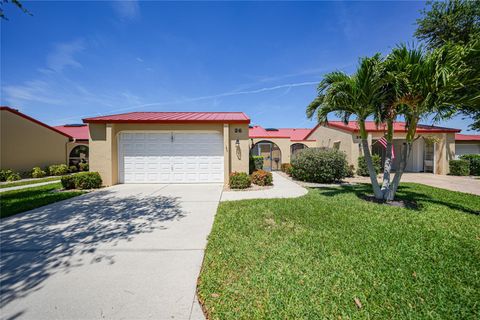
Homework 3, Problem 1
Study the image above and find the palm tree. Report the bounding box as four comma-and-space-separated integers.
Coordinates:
306, 54, 385, 199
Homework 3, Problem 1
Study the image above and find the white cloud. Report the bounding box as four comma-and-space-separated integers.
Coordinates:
46, 39, 85, 73
111, 1, 140, 21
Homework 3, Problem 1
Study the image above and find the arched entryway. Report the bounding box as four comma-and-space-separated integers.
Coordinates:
250, 140, 282, 171
290, 143, 308, 158
69, 145, 89, 166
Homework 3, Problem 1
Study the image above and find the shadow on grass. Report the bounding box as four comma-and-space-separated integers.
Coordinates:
314, 183, 479, 215
0, 188, 185, 310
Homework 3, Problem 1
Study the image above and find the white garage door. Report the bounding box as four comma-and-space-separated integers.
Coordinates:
119, 132, 224, 183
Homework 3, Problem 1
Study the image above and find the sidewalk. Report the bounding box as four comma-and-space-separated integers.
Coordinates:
0, 180, 60, 193
221, 172, 307, 201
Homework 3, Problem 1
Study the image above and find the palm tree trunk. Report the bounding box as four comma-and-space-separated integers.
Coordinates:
386, 141, 412, 201
381, 120, 394, 200
358, 120, 382, 199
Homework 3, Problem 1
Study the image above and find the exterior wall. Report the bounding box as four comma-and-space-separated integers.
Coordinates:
250, 138, 316, 165
308, 125, 361, 166
455, 141, 480, 158
0, 109, 69, 172
88, 122, 250, 186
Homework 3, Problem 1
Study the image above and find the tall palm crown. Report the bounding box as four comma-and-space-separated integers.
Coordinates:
306, 54, 385, 131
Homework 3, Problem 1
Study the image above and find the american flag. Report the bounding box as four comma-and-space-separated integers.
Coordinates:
377, 137, 395, 159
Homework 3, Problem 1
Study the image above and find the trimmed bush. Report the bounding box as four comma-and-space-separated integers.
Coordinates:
249, 156, 263, 173
459, 154, 480, 176
229, 172, 251, 189
74, 172, 102, 189
69, 165, 78, 173
61, 175, 76, 189
78, 163, 89, 172
357, 155, 382, 177
346, 164, 355, 178
291, 148, 348, 183
6, 172, 21, 181
449, 160, 470, 176
49, 164, 69, 176
251, 170, 273, 186
281, 163, 292, 173
31, 167, 46, 178
0, 169, 14, 182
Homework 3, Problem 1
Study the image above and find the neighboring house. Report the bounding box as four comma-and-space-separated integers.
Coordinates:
0, 106, 73, 172
250, 121, 460, 175
455, 134, 480, 158
53, 124, 90, 166
249, 126, 316, 170
82, 112, 250, 185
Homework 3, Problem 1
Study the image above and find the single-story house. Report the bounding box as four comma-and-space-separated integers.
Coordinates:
82, 112, 250, 185
455, 134, 480, 158
0, 106, 91, 173
250, 121, 461, 175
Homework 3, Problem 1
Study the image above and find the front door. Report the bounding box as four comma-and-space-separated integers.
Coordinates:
258, 143, 272, 171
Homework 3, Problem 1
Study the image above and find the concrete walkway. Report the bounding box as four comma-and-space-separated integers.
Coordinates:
345, 173, 480, 196
0, 183, 223, 320
0, 180, 60, 193
221, 172, 307, 201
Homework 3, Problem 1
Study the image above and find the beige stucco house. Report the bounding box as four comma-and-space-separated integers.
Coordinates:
0, 106, 91, 173
83, 112, 250, 186
250, 121, 461, 175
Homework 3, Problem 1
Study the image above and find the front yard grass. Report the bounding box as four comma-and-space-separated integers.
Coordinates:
0, 176, 61, 189
198, 183, 480, 319
0, 182, 85, 218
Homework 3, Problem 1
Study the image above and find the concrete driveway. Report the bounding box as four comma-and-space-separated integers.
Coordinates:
0, 183, 223, 320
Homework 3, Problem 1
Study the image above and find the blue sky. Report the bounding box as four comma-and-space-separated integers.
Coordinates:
1, 1, 476, 133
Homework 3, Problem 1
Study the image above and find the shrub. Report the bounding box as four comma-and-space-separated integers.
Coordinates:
74, 172, 102, 189
281, 163, 292, 173
251, 170, 273, 186
6, 172, 21, 181
69, 165, 78, 173
49, 164, 69, 176
459, 154, 480, 176
449, 160, 470, 176
229, 172, 251, 189
346, 164, 355, 178
78, 163, 89, 172
31, 167, 46, 178
249, 156, 263, 173
291, 148, 348, 183
0, 169, 14, 182
61, 175, 76, 190
357, 155, 382, 177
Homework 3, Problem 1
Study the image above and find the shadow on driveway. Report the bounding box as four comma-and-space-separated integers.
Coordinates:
0, 188, 185, 308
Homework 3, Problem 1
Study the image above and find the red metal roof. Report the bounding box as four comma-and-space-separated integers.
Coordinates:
83, 111, 250, 124
54, 124, 89, 141
455, 133, 480, 141
249, 126, 314, 141
0, 106, 73, 139
305, 120, 461, 139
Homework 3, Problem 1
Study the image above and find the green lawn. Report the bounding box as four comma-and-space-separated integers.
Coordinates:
0, 182, 84, 218
198, 183, 480, 319
0, 176, 61, 189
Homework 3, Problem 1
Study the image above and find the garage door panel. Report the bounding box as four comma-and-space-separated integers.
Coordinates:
119, 132, 223, 183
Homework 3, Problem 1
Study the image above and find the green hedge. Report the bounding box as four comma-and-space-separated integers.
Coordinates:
61, 172, 102, 190
357, 155, 382, 177
291, 148, 348, 183
31, 167, 46, 178
0, 169, 21, 182
449, 160, 470, 176
229, 172, 251, 189
49, 164, 69, 176
459, 154, 480, 176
